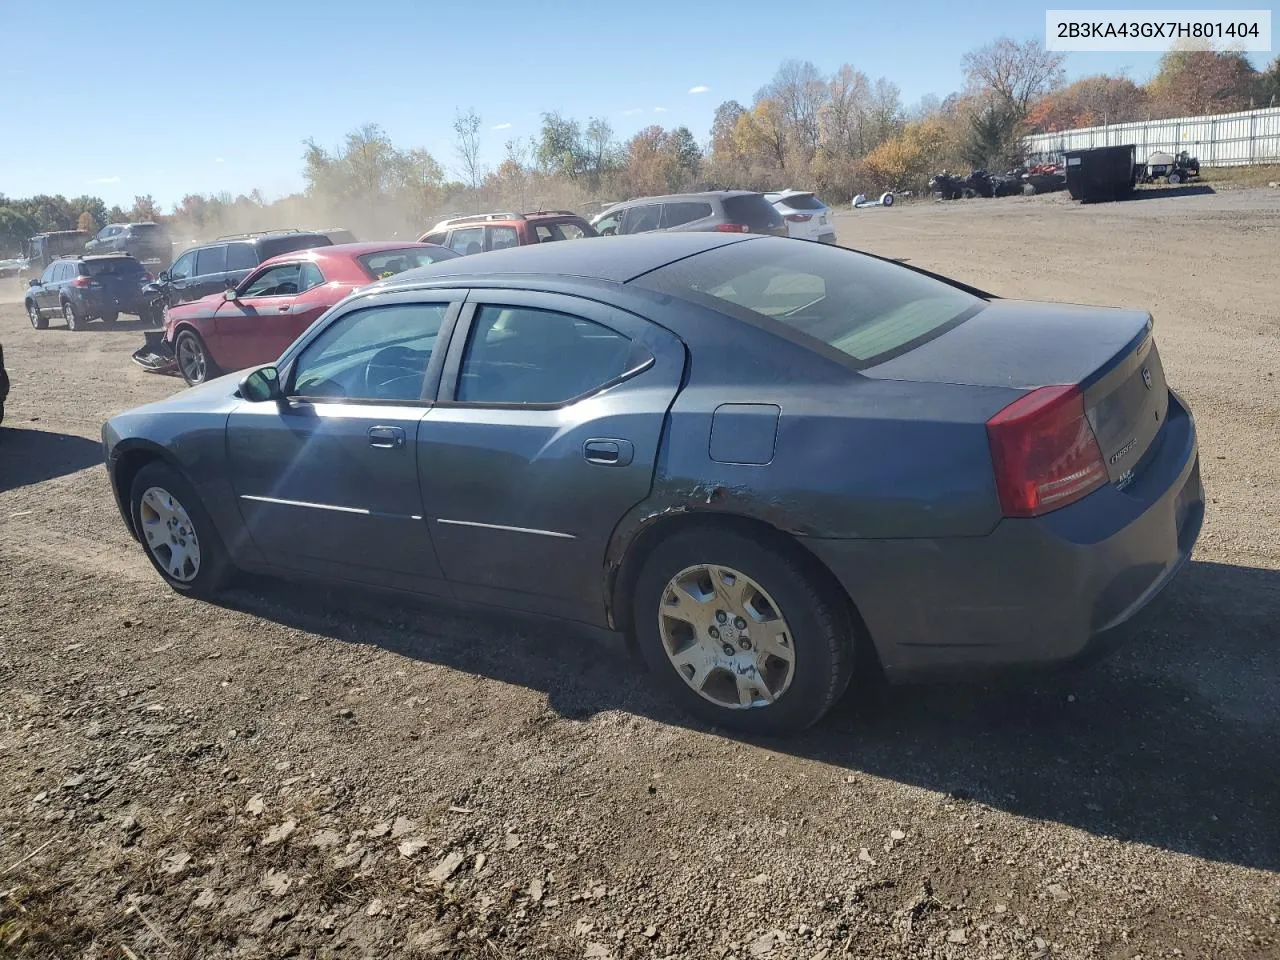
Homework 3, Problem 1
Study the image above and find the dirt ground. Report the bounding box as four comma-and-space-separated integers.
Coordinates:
1, 187, 1278, 960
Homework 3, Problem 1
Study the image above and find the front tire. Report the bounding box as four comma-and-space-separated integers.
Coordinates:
129, 461, 232, 597
27, 301, 48, 330
175, 328, 219, 386
632, 527, 855, 735
62, 300, 81, 331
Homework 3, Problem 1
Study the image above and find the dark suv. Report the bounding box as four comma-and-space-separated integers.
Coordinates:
589, 191, 786, 238
17, 230, 91, 284
85, 222, 172, 268
418, 211, 597, 255
153, 230, 334, 309
24, 254, 153, 331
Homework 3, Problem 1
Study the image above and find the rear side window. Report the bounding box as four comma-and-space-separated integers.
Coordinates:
448, 227, 484, 255
422, 233, 446, 245
457, 305, 633, 405
778, 193, 824, 211
226, 243, 257, 270
489, 225, 520, 250
662, 202, 713, 227
259, 234, 331, 260
722, 194, 784, 229
195, 244, 228, 275
635, 240, 981, 368
357, 247, 457, 279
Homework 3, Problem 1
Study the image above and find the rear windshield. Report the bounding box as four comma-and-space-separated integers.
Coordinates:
357, 246, 459, 279
81, 257, 145, 277
778, 193, 824, 211
722, 194, 784, 229
635, 239, 982, 367
129, 223, 162, 234
259, 234, 333, 260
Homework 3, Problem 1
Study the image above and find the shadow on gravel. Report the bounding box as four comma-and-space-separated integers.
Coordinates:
218, 557, 1280, 874
0, 427, 103, 492
1127, 184, 1217, 201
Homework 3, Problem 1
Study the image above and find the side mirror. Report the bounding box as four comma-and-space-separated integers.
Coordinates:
28, 278, 39, 288
224, 288, 238, 301
239, 366, 281, 402
157, 270, 169, 283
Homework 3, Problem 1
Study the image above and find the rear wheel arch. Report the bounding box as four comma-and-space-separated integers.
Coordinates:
609, 510, 876, 666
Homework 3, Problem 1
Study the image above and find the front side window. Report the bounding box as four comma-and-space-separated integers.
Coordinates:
292, 303, 447, 402
299, 262, 325, 292
593, 210, 622, 235
169, 250, 195, 280
242, 263, 302, 298
621, 204, 662, 234
635, 240, 982, 367
456, 305, 633, 405
195, 244, 228, 276
40, 264, 56, 284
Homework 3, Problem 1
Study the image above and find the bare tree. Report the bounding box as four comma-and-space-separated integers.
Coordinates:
758, 59, 829, 161
452, 109, 485, 196
962, 38, 1066, 118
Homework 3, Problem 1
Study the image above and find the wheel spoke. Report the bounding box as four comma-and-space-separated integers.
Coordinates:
670, 644, 714, 692
712, 567, 751, 617
755, 630, 794, 664
662, 583, 707, 627
735, 669, 772, 706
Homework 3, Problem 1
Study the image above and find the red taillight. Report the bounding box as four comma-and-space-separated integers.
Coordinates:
986, 384, 1107, 517
785, 214, 812, 222
715, 223, 750, 232
71, 276, 94, 288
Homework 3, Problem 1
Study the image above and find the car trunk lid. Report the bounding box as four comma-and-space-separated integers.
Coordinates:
862, 299, 1168, 484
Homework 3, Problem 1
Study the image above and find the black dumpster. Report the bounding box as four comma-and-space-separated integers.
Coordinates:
1064, 144, 1137, 202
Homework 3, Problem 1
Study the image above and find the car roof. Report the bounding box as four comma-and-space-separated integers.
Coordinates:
377, 232, 756, 287
610, 190, 761, 206
202, 231, 328, 246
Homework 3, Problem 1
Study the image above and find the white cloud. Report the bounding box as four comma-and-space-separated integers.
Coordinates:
214, 157, 226, 163
688, 85, 709, 94
622, 108, 643, 116
653, 106, 668, 113
86, 176, 121, 184
491, 122, 512, 130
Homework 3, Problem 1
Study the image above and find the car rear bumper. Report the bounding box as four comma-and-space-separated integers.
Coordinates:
800, 389, 1204, 681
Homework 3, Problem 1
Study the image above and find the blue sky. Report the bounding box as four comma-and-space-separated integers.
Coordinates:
0, 0, 1270, 209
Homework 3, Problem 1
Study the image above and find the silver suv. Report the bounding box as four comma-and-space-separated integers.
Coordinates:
589, 191, 786, 238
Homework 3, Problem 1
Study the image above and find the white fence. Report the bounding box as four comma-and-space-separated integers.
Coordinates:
1023, 106, 1280, 166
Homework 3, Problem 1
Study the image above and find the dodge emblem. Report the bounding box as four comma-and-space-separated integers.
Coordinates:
1141, 367, 1153, 390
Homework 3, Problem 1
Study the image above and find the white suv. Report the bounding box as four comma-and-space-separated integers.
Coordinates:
764, 191, 836, 244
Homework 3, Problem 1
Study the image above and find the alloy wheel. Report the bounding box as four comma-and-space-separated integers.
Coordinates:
657, 564, 796, 709
138, 486, 201, 582
177, 334, 207, 383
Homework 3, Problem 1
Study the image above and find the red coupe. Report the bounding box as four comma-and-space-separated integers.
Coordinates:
132, 241, 459, 385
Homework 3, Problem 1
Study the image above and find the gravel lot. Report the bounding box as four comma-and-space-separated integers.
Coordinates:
1, 187, 1278, 959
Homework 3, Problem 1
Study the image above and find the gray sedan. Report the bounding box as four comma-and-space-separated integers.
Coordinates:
101, 233, 1204, 734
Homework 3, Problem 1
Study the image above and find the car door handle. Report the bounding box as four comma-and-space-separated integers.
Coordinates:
369, 425, 405, 449
277, 304, 291, 313
583, 438, 634, 466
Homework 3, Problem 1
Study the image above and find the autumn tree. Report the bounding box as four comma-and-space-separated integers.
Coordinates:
1146, 48, 1258, 117
1025, 74, 1146, 130
453, 109, 484, 194
1257, 55, 1280, 106
76, 211, 99, 234
862, 118, 953, 192
130, 195, 161, 221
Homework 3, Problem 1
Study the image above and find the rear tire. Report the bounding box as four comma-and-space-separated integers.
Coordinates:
175, 328, 219, 386
101, 310, 120, 325
631, 527, 856, 735
27, 301, 48, 330
62, 300, 81, 331
1168, 171, 1183, 185
129, 461, 233, 598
